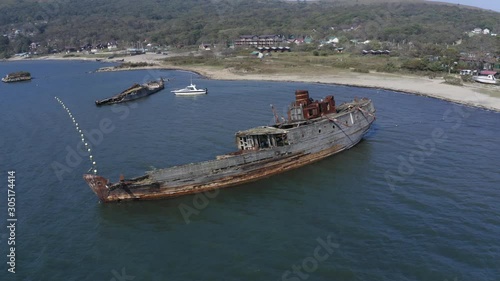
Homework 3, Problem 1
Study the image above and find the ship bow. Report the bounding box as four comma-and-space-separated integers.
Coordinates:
83, 174, 110, 202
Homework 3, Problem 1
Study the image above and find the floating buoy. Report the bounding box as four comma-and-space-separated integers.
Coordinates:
55, 96, 98, 175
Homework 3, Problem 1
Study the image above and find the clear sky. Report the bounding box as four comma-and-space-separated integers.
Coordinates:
427, 0, 500, 12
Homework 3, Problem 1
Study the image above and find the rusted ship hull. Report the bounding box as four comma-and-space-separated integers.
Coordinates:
84, 144, 349, 203
83, 94, 375, 203
95, 79, 164, 105
1, 77, 31, 83
2, 72, 31, 83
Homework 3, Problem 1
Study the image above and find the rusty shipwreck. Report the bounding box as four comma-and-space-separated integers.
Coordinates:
84, 90, 376, 202
2, 71, 31, 83
95, 78, 165, 105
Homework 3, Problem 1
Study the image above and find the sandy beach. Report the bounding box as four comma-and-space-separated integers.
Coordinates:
185, 66, 500, 112
7, 53, 500, 112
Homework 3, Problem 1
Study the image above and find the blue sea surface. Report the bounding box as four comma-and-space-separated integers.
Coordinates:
0, 60, 499, 281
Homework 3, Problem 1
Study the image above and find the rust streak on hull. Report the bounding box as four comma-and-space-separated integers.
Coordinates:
84, 144, 346, 203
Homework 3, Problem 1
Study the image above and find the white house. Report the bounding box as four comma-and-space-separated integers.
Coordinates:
473, 28, 482, 34
107, 43, 117, 50
326, 37, 339, 44
483, 28, 490, 35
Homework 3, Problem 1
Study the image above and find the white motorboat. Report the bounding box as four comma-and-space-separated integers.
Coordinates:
171, 83, 207, 96
473, 71, 499, 85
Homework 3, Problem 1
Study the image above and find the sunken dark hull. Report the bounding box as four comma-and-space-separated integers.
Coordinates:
95, 80, 164, 106
2, 75, 31, 83
83, 98, 376, 203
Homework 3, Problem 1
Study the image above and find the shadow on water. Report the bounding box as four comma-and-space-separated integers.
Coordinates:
94, 142, 373, 229
96, 199, 189, 228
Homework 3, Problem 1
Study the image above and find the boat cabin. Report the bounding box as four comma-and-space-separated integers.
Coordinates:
289, 90, 336, 121
234, 90, 337, 151
235, 127, 289, 150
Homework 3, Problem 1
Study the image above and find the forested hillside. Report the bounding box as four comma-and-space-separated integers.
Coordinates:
1, 0, 499, 57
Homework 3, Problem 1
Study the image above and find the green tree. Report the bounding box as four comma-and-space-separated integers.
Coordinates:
442, 47, 460, 74
11, 36, 31, 53
496, 37, 500, 57
366, 40, 382, 50
401, 59, 428, 72
0, 35, 9, 52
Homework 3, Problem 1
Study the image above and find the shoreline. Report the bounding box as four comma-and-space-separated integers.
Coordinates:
5, 54, 500, 112
175, 65, 500, 113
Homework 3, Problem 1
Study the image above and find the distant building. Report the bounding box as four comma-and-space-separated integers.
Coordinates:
256, 46, 291, 53
362, 50, 391, 55
64, 46, 77, 53
319, 36, 339, 47
460, 54, 498, 70
292, 38, 304, 45
107, 42, 118, 50
468, 28, 494, 37
327, 37, 339, 44
234, 35, 284, 47
473, 28, 483, 34
127, 48, 145, 55
199, 43, 211, 51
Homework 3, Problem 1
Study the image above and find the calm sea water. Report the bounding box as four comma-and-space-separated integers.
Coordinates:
0, 60, 499, 281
